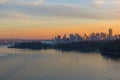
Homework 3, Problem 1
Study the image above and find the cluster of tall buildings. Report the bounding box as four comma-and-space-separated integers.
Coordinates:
53, 28, 120, 44
53, 33, 83, 44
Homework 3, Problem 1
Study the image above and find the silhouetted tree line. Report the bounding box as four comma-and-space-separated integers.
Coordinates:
8, 42, 52, 50
53, 41, 105, 52
100, 39, 120, 52
8, 40, 120, 53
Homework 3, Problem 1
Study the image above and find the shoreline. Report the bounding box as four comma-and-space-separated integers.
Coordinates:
8, 40, 120, 54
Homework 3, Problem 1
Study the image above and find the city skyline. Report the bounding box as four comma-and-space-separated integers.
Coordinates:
52, 28, 120, 44
0, 0, 120, 39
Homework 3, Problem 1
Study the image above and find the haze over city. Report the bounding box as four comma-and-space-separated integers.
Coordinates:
0, 0, 120, 39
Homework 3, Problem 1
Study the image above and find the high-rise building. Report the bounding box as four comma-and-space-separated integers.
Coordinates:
109, 28, 113, 37
62, 35, 68, 43
74, 33, 83, 42
69, 34, 75, 42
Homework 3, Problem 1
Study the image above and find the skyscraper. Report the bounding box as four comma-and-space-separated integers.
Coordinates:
109, 28, 113, 37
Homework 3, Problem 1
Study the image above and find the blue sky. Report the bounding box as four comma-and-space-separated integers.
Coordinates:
0, 0, 120, 39
0, 0, 120, 20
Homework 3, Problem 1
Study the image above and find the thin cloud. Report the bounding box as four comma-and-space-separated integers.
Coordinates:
1, 0, 120, 20
0, 11, 30, 20
92, 0, 105, 8
20, 0, 44, 6
0, 0, 7, 4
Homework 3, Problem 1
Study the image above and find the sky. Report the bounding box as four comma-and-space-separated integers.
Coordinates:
0, 0, 120, 39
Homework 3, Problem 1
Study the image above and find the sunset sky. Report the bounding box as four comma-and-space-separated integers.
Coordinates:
0, 0, 120, 39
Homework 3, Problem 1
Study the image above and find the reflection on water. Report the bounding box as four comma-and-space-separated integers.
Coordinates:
100, 53, 120, 62
0, 46, 120, 80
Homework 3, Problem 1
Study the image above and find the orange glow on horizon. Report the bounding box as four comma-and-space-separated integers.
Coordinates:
0, 24, 120, 39
1, 19, 120, 39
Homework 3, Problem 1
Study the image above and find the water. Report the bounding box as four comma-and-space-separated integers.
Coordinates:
0, 46, 120, 80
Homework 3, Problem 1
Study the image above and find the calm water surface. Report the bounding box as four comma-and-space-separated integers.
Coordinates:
0, 46, 120, 80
